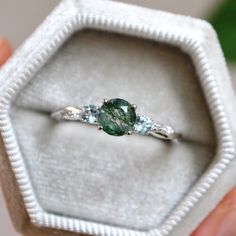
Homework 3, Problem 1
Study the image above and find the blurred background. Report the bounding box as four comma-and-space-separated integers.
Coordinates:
0, 0, 235, 235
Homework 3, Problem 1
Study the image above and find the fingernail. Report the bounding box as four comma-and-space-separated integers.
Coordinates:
0, 38, 12, 66
192, 187, 236, 236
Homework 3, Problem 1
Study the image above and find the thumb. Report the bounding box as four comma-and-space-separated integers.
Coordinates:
0, 38, 12, 66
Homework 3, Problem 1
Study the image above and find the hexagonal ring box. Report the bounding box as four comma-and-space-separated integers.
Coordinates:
0, 0, 236, 236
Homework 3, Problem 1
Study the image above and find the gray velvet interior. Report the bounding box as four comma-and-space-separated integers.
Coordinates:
10, 30, 216, 231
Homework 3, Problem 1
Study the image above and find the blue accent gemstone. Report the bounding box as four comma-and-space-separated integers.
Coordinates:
134, 115, 153, 134
82, 105, 98, 123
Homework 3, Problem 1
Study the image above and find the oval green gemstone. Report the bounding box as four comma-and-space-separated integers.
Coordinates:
97, 98, 136, 136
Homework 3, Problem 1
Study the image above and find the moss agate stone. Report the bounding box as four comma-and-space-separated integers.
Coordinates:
97, 98, 136, 136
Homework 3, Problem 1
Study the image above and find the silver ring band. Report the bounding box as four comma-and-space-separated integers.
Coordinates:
51, 98, 178, 141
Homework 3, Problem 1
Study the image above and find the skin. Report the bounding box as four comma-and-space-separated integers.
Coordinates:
0, 38, 12, 65
192, 187, 236, 236
0, 38, 236, 236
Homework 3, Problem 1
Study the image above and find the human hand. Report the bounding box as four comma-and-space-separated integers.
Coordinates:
0, 38, 12, 66
191, 187, 236, 236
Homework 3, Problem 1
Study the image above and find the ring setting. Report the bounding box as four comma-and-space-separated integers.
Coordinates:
51, 98, 177, 140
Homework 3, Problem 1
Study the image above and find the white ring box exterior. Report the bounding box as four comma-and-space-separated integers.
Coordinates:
0, 0, 236, 236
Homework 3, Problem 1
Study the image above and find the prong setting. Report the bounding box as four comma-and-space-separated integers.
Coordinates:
103, 99, 108, 104
132, 104, 137, 110
152, 127, 158, 132
98, 126, 103, 130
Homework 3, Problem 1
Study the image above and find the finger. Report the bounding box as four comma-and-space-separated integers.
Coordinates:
0, 38, 12, 66
191, 187, 236, 236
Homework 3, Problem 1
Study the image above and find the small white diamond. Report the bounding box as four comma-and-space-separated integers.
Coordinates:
151, 123, 162, 131
162, 125, 174, 135
62, 107, 82, 120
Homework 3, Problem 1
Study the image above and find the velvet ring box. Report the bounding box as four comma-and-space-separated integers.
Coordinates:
0, 0, 236, 236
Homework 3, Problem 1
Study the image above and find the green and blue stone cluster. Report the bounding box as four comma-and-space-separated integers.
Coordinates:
81, 98, 153, 136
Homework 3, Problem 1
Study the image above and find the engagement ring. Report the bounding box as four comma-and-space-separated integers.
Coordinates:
51, 98, 177, 141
